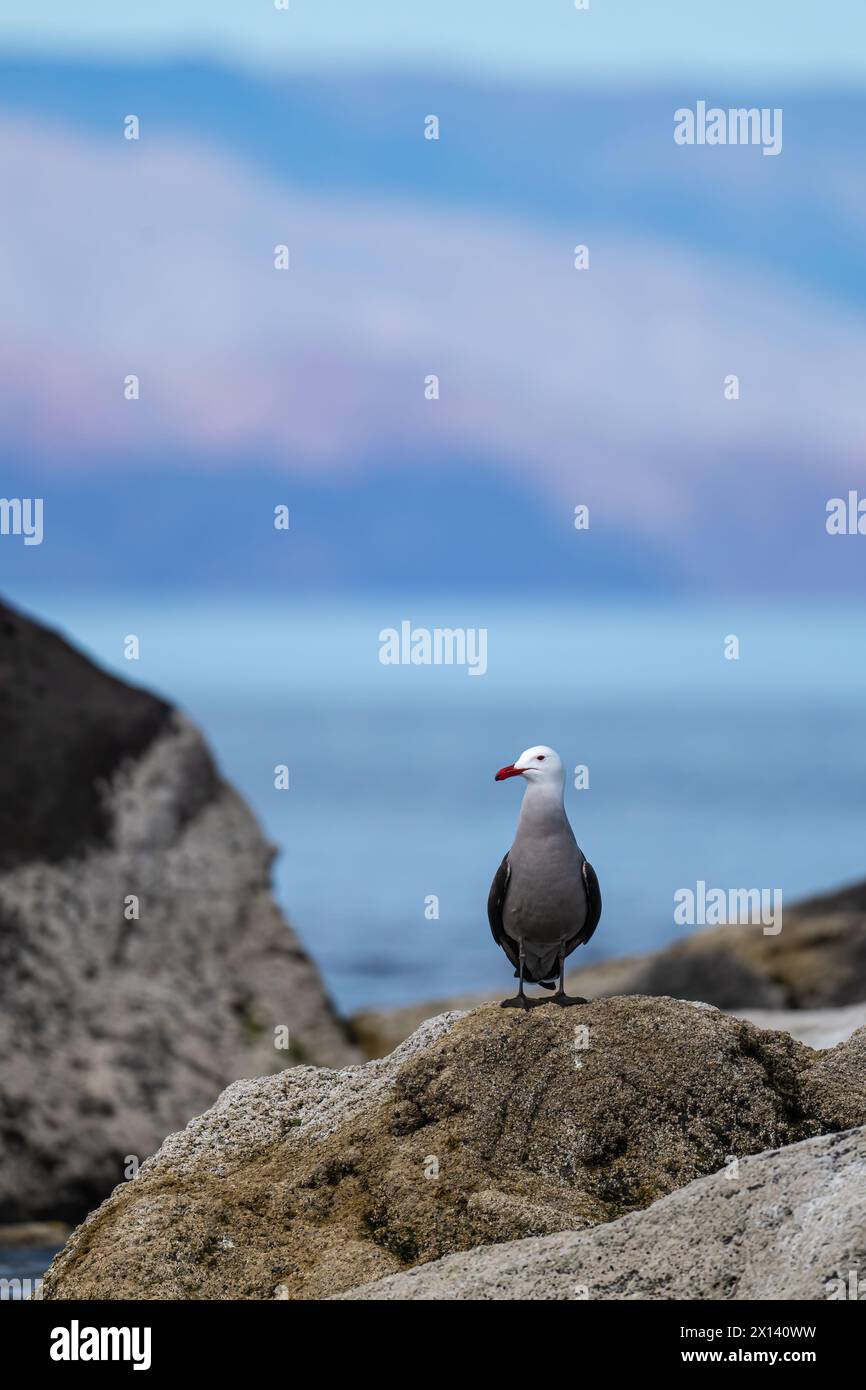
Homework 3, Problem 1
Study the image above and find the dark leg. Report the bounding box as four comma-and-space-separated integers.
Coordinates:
500, 940, 533, 1010
550, 941, 587, 1007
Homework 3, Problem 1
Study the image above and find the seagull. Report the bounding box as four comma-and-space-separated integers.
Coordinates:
488, 745, 601, 1009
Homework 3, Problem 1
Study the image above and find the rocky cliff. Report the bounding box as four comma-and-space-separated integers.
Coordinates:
0, 599, 355, 1222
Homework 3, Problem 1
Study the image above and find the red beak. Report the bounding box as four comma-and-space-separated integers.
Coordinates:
495, 763, 523, 781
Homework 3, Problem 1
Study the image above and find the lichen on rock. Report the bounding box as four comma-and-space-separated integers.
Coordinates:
41, 999, 866, 1300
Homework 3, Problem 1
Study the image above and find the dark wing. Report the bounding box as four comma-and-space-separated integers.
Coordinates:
487, 852, 520, 970
577, 859, 602, 946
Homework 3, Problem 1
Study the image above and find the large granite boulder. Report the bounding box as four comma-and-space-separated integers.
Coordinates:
0, 599, 354, 1222
42, 999, 866, 1300
339, 1122, 866, 1300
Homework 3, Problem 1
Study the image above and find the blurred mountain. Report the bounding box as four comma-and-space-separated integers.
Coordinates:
0, 457, 681, 593
1, 59, 864, 594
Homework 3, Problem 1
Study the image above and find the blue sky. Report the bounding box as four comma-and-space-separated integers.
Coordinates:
2, 1, 865, 83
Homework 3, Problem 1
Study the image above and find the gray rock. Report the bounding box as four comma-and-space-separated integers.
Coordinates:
338, 1123, 866, 1300
626, 878, 866, 1011
41, 999, 866, 1300
0, 599, 355, 1222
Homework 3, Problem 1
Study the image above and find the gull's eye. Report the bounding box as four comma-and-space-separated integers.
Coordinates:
536, 755, 545, 761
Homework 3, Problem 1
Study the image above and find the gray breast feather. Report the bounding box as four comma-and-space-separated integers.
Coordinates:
487, 842, 602, 983
504, 832, 588, 945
